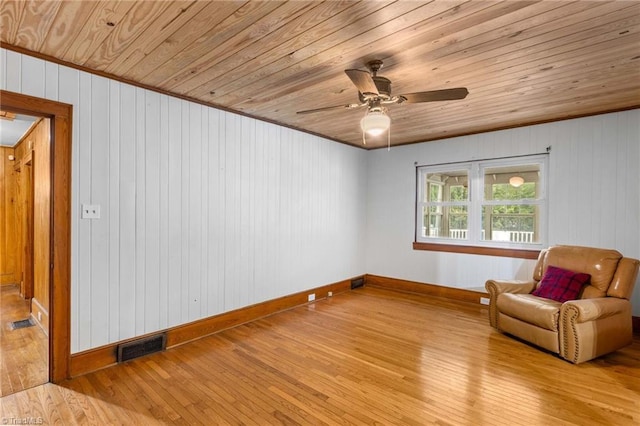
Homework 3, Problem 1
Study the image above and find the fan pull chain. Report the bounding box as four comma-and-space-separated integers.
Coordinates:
387, 127, 391, 151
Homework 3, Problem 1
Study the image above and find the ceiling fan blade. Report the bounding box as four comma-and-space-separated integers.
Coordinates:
345, 69, 379, 95
296, 103, 364, 115
400, 87, 469, 103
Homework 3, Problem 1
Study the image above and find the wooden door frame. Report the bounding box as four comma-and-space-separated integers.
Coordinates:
19, 158, 34, 300
1, 90, 71, 382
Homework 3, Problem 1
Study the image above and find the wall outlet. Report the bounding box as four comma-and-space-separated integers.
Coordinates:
307, 293, 315, 302
328, 291, 333, 297
480, 297, 490, 305
82, 204, 101, 219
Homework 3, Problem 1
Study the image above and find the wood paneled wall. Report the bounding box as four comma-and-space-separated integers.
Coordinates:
26, 118, 50, 329
1, 118, 51, 330
1, 48, 367, 353
366, 109, 640, 315
0, 146, 20, 285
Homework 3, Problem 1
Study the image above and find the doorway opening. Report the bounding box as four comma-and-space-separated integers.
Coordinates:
0, 113, 51, 395
0, 90, 72, 388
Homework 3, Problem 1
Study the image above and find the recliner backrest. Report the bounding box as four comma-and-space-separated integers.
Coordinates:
534, 245, 622, 298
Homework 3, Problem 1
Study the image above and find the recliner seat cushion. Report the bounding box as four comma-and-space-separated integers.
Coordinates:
497, 293, 562, 331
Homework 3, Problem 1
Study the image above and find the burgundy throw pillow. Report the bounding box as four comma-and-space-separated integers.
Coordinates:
532, 265, 591, 303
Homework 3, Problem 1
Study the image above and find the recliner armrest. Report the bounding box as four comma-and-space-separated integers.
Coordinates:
559, 297, 632, 363
485, 280, 537, 296
485, 280, 537, 328
561, 297, 630, 323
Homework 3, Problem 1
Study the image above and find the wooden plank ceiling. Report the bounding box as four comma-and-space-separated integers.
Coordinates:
1, 1, 639, 149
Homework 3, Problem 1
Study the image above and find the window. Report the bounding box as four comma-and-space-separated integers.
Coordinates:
419, 166, 470, 240
415, 154, 548, 252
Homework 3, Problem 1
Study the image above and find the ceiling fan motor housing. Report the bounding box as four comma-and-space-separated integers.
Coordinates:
374, 76, 391, 97
359, 76, 392, 102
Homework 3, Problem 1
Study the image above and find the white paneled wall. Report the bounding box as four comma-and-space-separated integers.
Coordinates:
2, 47, 639, 352
366, 110, 640, 315
1, 49, 367, 352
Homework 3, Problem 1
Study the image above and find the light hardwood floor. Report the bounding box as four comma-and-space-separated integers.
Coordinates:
1, 286, 638, 425
0, 284, 48, 397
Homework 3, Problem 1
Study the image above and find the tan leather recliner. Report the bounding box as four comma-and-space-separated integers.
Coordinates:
486, 245, 639, 363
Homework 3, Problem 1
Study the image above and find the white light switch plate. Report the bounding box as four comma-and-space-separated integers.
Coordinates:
82, 204, 101, 219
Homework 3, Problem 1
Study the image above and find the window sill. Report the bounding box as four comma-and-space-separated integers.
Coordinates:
413, 242, 540, 259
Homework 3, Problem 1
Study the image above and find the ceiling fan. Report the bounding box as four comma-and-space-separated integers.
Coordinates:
297, 60, 469, 146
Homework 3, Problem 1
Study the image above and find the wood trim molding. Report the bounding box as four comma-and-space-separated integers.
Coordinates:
376, 104, 640, 150
59, 273, 640, 377
0, 90, 72, 383
367, 275, 640, 335
365, 274, 488, 304
70, 279, 352, 377
30, 297, 49, 336
1, 43, 360, 151
167, 278, 349, 347
5, 44, 638, 153
413, 242, 540, 260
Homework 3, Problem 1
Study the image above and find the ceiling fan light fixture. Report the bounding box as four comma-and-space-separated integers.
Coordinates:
509, 176, 525, 187
361, 110, 390, 136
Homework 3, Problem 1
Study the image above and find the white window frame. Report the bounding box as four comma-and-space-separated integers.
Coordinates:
416, 162, 472, 241
415, 154, 548, 251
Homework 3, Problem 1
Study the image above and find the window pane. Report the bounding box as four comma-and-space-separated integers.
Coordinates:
484, 164, 540, 201
426, 181, 442, 202
450, 185, 468, 201
425, 171, 468, 202
481, 204, 539, 243
423, 205, 468, 239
